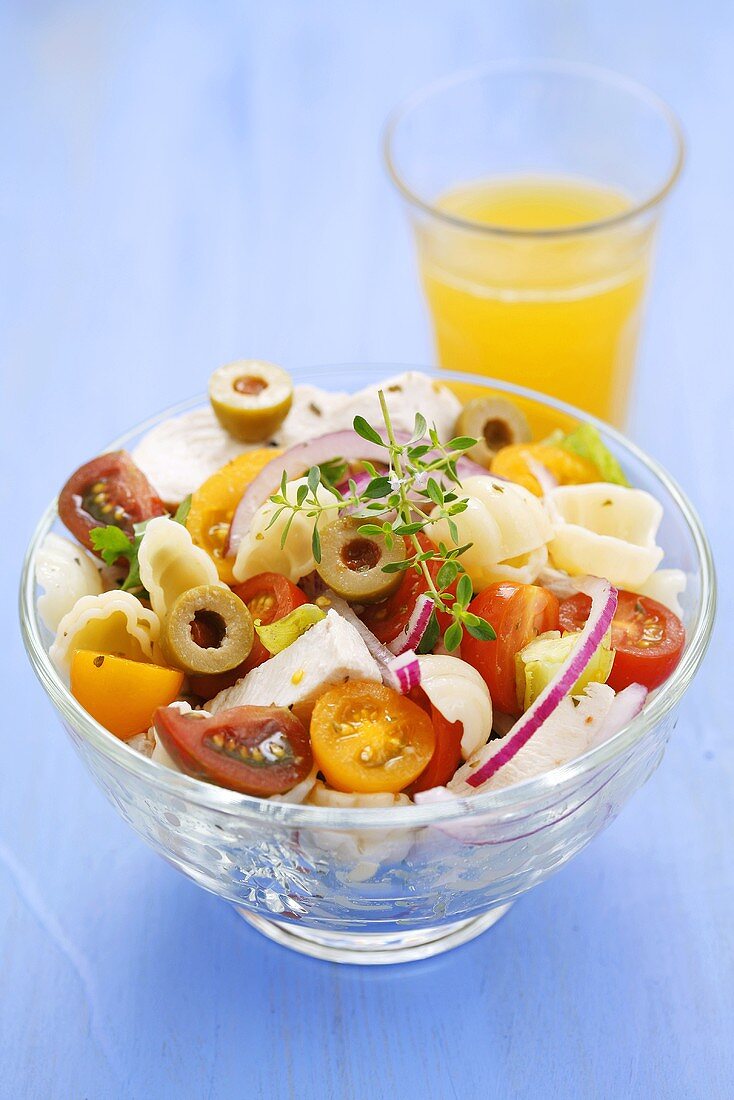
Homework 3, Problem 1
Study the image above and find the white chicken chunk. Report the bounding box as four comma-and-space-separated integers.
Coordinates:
206, 611, 381, 712
272, 384, 348, 448
329, 371, 462, 441
132, 407, 253, 505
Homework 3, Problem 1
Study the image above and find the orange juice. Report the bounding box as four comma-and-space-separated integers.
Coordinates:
417, 175, 653, 426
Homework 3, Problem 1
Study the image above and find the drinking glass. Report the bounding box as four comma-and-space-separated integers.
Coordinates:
384, 62, 684, 427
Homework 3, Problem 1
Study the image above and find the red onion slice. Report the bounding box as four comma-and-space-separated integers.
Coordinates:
227, 430, 402, 555
386, 592, 434, 655
466, 576, 618, 789
388, 650, 422, 693
586, 682, 647, 749
227, 428, 491, 555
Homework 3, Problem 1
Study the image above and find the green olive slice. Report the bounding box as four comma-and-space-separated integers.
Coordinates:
315, 519, 406, 603
209, 360, 293, 442
455, 397, 532, 468
162, 585, 254, 674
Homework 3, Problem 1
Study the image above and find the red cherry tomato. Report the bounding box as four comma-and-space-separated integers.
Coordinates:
361, 533, 457, 644
407, 688, 464, 794
559, 590, 685, 692
461, 582, 560, 715
188, 573, 307, 698
58, 450, 166, 552
153, 704, 312, 795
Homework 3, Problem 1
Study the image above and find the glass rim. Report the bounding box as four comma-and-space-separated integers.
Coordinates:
383, 60, 686, 240
19, 365, 715, 830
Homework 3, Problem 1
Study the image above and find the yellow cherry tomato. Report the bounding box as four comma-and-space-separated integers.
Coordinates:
186, 449, 280, 583
310, 681, 435, 794
70, 650, 184, 741
491, 443, 599, 496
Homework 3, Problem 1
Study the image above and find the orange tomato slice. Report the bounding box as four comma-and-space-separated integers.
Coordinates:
310, 681, 435, 794
70, 650, 184, 740
186, 449, 280, 583
491, 443, 599, 496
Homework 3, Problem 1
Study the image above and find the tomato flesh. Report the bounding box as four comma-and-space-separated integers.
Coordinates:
461, 582, 560, 715
188, 573, 307, 698
559, 590, 685, 692
407, 688, 463, 794
153, 704, 312, 795
361, 533, 456, 644
58, 450, 166, 552
310, 680, 435, 793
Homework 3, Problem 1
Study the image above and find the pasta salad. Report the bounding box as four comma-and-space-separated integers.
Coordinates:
38, 362, 687, 807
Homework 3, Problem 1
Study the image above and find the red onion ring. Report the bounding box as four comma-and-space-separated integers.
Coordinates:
227, 430, 397, 555
586, 682, 647, 748
227, 429, 490, 555
467, 576, 618, 788
387, 593, 434, 655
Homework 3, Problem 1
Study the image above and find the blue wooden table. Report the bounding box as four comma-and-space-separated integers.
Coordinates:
2, 2, 732, 1096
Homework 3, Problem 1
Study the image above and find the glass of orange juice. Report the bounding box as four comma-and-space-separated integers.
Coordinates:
384, 62, 684, 426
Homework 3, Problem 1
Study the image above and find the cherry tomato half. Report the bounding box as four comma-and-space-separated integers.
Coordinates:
361, 533, 457, 644
406, 687, 463, 794
153, 704, 312, 795
58, 450, 166, 553
559, 590, 685, 692
310, 680, 435, 793
188, 573, 307, 698
461, 582, 560, 715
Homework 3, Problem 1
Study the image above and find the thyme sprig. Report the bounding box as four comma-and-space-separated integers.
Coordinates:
267, 392, 496, 651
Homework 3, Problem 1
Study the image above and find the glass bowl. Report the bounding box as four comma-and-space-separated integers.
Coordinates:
19, 366, 715, 965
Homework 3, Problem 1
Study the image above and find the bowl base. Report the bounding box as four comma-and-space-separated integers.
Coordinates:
235, 903, 514, 965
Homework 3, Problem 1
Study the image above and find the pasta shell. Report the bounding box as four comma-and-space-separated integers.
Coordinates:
36, 533, 103, 632
50, 590, 160, 672
417, 654, 493, 759
429, 475, 553, 590
137, 516, 223, 622
548, 484, 664, 589
233, 478, 341, 583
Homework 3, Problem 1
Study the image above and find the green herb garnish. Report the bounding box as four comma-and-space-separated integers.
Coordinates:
266, 396, 496, 651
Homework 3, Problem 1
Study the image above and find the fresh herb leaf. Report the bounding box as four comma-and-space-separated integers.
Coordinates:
444, 621, 463, 652
456, 573, 473, 609
447, 436, 478, 451
173, 495, 192, 525
317, 457, 348, 488
463, 614, 496, 641
89, 525, 135, 566
436, 560, 460, 588
416, 610, 440, 654
353, 416, 385, 447
311, 526, 322, 564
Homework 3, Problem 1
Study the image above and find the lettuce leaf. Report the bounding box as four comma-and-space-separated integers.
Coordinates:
558, 423, 630, 486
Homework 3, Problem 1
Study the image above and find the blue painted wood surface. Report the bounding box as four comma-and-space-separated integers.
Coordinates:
1, 2, 732, 1096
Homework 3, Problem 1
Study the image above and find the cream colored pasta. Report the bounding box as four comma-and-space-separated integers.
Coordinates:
632, 568, 687, 616
233, 477, 341, 583
270, 765, 319, 805
36, 533, 103, 632
417, 654, 492, 759
50, 590, 160, 672
137, 516, 223, 621
428, 475, 553, 590
548, 484, 664, 589
305, 782, 414, 882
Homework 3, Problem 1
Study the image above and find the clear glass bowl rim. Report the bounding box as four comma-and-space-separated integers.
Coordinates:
19, 365, 715, 830
383, 59, 686, 240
